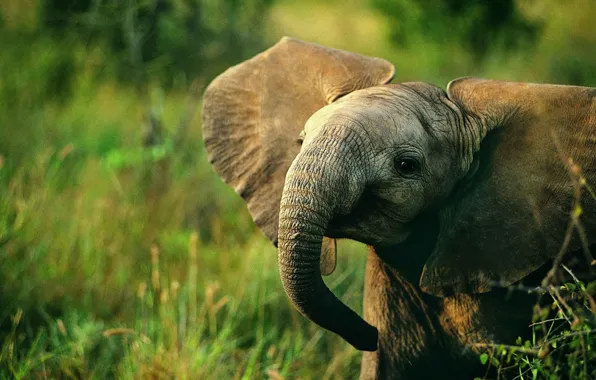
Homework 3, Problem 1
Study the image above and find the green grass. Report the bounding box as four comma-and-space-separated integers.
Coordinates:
0, 64, 370, 378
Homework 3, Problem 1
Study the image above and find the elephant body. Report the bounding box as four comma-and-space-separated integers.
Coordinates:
362, 249, 483, 380
361, 245, 551, 379
202, 37, 596, 379
359, 212, 549, 379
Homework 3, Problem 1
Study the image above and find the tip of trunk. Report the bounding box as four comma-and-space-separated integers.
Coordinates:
288, 278, 379, 351
346, 322, 378, 351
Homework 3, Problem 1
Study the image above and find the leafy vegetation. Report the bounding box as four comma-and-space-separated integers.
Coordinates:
473, 272, 596, 380
1, 0, 595, 378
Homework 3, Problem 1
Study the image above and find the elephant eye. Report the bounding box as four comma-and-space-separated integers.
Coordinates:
395, 157, 420, 176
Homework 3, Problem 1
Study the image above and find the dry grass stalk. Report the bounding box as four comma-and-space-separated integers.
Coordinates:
188, 231, 198, 326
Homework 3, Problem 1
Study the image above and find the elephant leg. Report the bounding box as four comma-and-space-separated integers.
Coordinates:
359, 250, 384, 380
360, 247, 440, 380
359, 247, 482, 380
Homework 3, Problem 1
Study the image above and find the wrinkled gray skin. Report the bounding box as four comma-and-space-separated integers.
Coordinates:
277, 85, 475, 350
203, 38, 596, 379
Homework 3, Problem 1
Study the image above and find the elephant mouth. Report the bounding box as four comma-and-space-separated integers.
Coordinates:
373, 211, 440, 283
326, 190, 414, 247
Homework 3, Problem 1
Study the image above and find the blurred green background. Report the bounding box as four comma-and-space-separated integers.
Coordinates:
0, 0, 595, 378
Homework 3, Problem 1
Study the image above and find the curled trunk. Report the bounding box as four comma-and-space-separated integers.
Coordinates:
277, 140, 378, 351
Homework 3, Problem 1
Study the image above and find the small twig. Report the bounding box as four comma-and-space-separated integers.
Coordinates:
471, 342, 541, 356
545, 130, 593, 287
562, 264, 581, 284
544, 218, 575, 287
549, 287, 575, 325
486, 280, 582, 296
487, 280, 546, 294
480, 347, 496, 380
511, 364, 534, 380
528, 317, 566, 327
572, 217, 595, 265
544, 329, 596, 346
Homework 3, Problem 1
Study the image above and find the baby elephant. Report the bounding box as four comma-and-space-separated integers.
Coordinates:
202, 37, 596, 379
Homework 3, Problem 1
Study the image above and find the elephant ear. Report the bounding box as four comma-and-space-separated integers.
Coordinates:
202, 37, 395, 248
420, 78, 596, 296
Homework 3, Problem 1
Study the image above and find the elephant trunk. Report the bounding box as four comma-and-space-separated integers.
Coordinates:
277, 133, 378, 351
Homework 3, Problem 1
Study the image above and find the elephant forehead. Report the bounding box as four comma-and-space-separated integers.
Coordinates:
305, 88, 424, 134
303, 100, 393, 144
338, 85, 457, 135
302, 85, 460, 158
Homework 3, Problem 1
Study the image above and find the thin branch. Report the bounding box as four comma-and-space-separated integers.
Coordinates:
562, 264, 581, 283
528, 317, 567, 327
544, 329, 596, 346
549, 287, 575, 325
471, 342, 541, 356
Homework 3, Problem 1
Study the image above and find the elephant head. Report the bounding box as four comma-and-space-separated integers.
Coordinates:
202, 38, 596, 351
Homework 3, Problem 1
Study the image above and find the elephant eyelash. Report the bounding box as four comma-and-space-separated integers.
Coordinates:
296, 130, 306, 145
